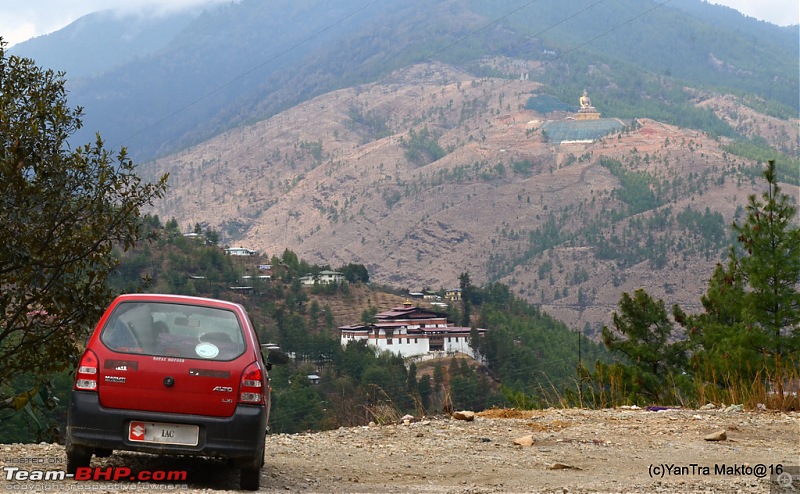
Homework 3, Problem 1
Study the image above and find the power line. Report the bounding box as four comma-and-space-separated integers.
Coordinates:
141, 0, 691, 326
134, 0, 672, 162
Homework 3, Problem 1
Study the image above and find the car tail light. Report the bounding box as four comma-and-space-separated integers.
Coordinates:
74, 350, 99, 391
238, 362, 264, 404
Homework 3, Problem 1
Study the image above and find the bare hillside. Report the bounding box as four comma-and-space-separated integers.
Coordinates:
145, 61, 799, 332
309, 285, 409, 327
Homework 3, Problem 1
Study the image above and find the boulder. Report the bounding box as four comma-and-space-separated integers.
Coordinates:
513, 435, 534, 447
452, 410, 475, 421
704, 429, 727, 441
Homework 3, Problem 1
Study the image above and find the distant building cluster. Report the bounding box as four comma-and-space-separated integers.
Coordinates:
406, 288, 461, 309
201, 245, 487, 361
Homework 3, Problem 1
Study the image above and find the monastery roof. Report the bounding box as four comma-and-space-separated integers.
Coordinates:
420, 326, 484, 334
376, 305, 444, 319
338, 324, 368, 331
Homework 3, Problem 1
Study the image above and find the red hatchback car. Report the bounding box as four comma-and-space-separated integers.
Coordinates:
66, 294, 271, 490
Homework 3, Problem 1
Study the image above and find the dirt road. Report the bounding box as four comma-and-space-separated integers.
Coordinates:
1, 406, 798, 493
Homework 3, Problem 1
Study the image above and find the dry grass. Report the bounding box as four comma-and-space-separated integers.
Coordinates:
694, 358, 799, 411
477, 408, 534, 419
363, 385, 404, 425
526, 419, 572, 431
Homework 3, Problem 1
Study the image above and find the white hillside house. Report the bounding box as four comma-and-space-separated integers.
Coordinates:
225, 246, 257, 256
299, 270, 344, 285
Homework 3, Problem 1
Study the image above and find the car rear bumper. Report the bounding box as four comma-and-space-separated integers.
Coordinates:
66, 391, 266, 465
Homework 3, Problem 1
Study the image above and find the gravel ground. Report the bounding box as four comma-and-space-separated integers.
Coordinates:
1, 407, 798, 493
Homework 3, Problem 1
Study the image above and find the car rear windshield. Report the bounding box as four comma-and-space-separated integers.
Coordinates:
100, 301, 246, 361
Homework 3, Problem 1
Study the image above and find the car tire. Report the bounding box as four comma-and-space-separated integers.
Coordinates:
240, 447, 264, 491
240, 466, 261, 491
65, 441, 92, 475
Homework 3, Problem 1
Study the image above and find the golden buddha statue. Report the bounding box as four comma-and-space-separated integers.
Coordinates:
576, 90, 600, 119
580, 90, 592, 109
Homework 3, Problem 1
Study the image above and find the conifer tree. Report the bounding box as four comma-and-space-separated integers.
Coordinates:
459, 272, 473, 327
677, 160, 800, 380
733, 160, 800, 357
601, 289, 689, 403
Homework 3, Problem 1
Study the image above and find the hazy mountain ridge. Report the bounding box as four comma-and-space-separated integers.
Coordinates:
8, 0, 797, 163
7, 8, 204, 78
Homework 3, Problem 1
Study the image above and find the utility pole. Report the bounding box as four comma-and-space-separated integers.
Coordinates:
577, 325, 583, 406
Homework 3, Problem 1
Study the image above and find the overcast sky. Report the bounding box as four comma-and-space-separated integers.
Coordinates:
0, 0, 231, 47
1, 0, 798, 48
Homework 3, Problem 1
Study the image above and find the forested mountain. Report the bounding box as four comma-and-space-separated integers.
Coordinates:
8, 0, 798, 162
140, 60, 797, 331
5, 0, 798, 331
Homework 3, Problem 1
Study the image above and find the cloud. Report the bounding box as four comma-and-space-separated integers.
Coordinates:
1, 0, 233, 47
709, 0, 799, 26
1, 22, 37, 48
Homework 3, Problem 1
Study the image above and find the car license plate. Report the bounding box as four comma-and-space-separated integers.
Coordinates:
128, 421, 199, 446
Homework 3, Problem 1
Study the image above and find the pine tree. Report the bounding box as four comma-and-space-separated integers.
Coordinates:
406, 362, 418, 391
601, 289, 689, 403
733, 160, 800, 357
459, 272, 473, 327
675, 160, 800, 393
675, 256, 759, 378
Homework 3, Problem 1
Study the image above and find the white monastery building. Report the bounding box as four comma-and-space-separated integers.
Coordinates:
338, 301, 486, 359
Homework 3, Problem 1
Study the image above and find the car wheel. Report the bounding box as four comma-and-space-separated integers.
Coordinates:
240, 447, 264, 491
65, 444, 92, 475
240, 466, 261, 491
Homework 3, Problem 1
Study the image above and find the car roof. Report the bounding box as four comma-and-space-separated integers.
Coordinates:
111, 294, 245, 311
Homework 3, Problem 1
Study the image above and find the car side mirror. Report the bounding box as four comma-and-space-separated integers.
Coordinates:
261, 344, 289, 368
